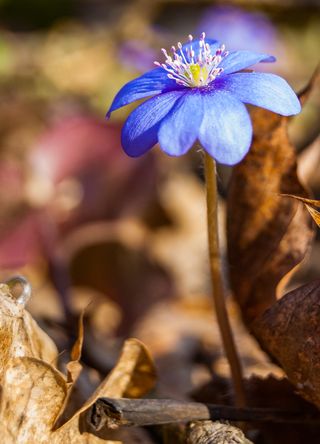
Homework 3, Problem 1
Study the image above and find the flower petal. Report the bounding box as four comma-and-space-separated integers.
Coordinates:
158, 91, 204, 156
121, 90, 186, 157
219, 50, 275, 75
199, 90, 252, 165
220, 72, 301, 115
106, 68, 179, 117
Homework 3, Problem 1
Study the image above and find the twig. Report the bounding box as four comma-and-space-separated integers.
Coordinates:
87, 397, 320, 431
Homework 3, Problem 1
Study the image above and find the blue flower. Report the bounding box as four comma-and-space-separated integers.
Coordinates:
107, 33, 301, 165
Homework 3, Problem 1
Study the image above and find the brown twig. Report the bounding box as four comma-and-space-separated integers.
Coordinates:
87, 397, 320, 431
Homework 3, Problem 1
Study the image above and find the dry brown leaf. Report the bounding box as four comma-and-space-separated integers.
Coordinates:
282, 194, 320, 227
69, 233, 174, 336
252, 280, 320, 408
0, 282, 58, 381
192, 375, 320, 444
55, 337, 156, 443
66, 313, 84, 384
0, 356, 67, 444
0, 282, 156, 443
53, 311, 85, 428
61, 337, 157, 425
227, 71, 320, 409
227, 105, 314, 325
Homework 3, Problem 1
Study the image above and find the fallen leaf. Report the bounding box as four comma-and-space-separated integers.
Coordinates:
252, 280, 320, 409
0, 356, 67, 444
0, 279, 157, 443
30, 118, 123, 184
192, 374, 320, 444
65, 337, 157, 422
282, 194, 320, 227
0, 281, 58, 381
226, 73, 320, 408
69, 235, 173, 336
55, 337, 156, 443
227, 100, 314, 325
0, 214, 43, 269
29, 116, 159, 223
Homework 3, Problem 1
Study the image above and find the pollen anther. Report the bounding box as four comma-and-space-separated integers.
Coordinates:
154, 33, 227, 88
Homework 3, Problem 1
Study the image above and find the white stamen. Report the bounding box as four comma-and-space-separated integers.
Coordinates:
155, 33, 227, 88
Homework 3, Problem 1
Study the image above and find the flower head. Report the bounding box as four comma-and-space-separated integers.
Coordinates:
155, 33, 228, 88
107, 33, 301, 165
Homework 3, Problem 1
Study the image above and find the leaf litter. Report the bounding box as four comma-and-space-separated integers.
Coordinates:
0, 282, 156, 443
227, 69, 320, 410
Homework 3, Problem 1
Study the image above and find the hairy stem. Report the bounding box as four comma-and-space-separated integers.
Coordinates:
204, 153, 246, 407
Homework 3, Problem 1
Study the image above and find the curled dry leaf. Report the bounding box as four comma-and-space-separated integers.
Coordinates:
252, 280, 320, 408
65, 337, 157, 426
227, 71, 320, 409
0, 282, 58, 379
55, 337, 156, 442
0, 282, 156, 443
227, 97, 314, 325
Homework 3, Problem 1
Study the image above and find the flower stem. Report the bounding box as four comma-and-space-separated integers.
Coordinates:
204, 152, 246, 407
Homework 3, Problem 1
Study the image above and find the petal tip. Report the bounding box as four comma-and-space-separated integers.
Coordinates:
159, 143, 191, 157
293, 102, 302, 115
283, 94, 302, 116
288, 102, 302, 116
263, 55, 276, 63
122, 149, 141, 158
121, 136, 145, 158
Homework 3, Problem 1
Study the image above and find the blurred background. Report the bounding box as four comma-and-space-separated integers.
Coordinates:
0, 0, 319, 400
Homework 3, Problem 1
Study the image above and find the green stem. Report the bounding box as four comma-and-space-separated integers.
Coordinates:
204, 152, 246, 408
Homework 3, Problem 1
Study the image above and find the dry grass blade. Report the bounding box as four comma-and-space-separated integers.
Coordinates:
282, 194, 320, 227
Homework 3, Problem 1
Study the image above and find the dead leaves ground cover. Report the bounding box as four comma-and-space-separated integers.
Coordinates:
227, 70, 320, 408
0, 282, 156, 443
